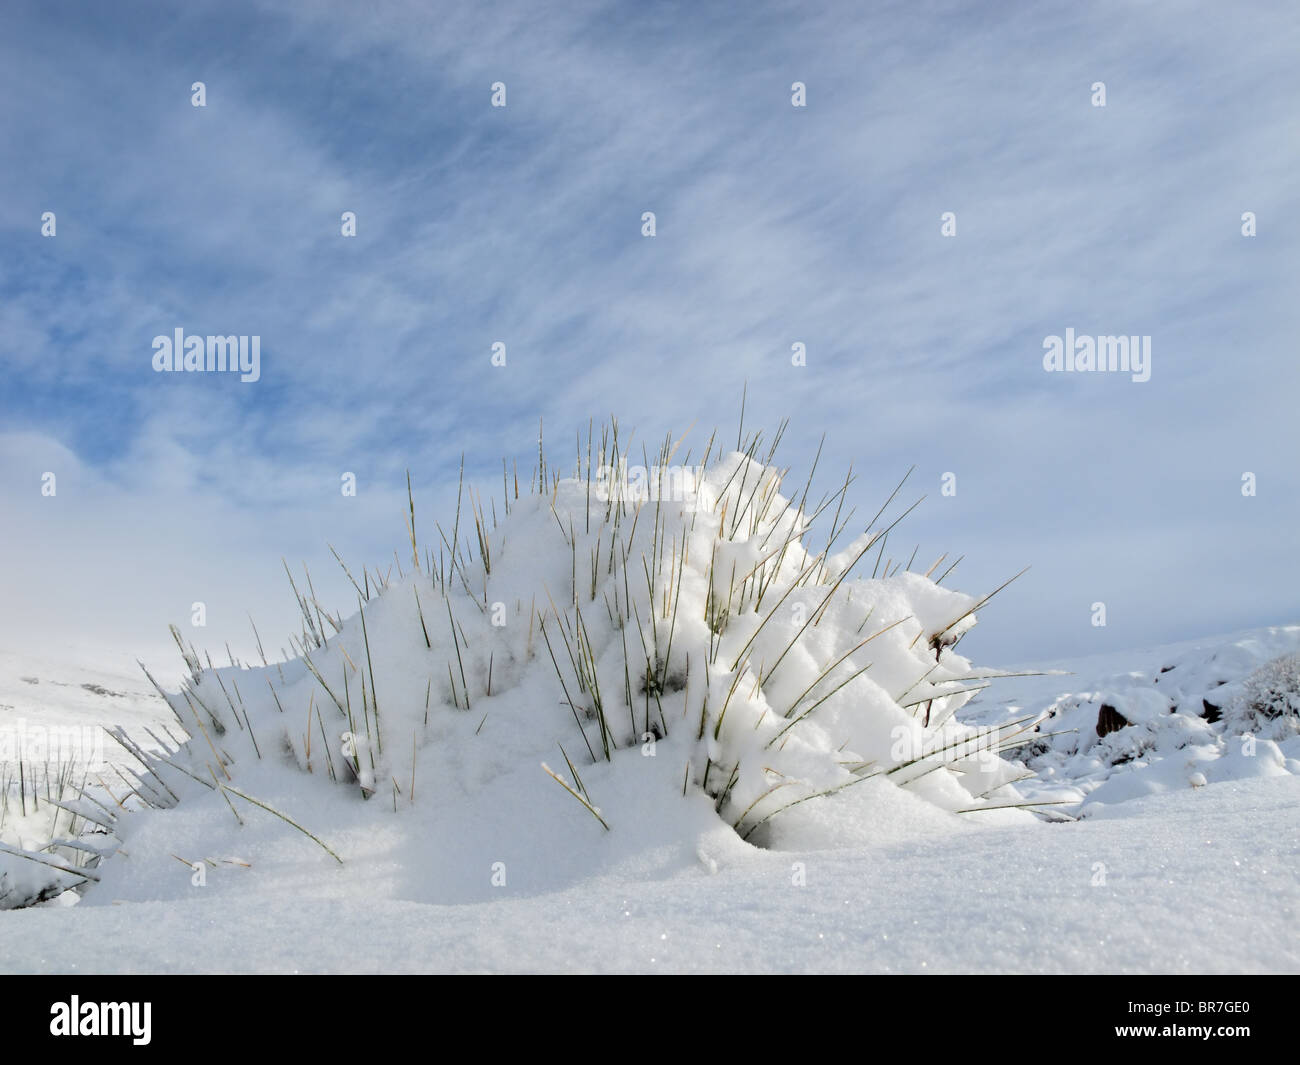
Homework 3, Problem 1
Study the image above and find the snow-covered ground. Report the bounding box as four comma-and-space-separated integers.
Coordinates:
2, 448, 1296, 973
965, 626, 1300, 811
0, 650, 174, 909
2, 627, 1297, 973
4, 774, 1296, 974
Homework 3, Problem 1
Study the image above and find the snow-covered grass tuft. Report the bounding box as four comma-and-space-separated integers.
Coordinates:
124, 414, 1048, 883
1230, 651, 1300, 739
0, 762, 102, 908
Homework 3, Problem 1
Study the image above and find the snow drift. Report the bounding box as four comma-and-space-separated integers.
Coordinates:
15, 422, 1050, 906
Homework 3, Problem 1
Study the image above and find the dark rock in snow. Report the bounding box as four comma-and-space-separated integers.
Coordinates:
1096, 703, 1129, 737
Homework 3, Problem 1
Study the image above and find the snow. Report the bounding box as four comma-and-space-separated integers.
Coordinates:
121, 449, 1038, 873
0, 650, 171, 908
3, 626, 1297, 972
963, 625, 1300, 813
4, 775, 1295, 973
0, 648, 169, 745
1, 448, 1297, 971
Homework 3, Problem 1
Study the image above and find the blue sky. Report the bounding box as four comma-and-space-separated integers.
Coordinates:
1, 0, 1297, 671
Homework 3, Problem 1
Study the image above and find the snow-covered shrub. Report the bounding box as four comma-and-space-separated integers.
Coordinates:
1229, 651, 1300, 739
140, 419, 1041, 859
1241, 652, 1300, 718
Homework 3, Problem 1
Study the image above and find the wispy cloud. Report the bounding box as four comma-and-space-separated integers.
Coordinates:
1, 0, 1296, 665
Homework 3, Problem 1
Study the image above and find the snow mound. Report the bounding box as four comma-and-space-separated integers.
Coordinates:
85, 427, 1043, 904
